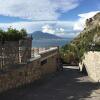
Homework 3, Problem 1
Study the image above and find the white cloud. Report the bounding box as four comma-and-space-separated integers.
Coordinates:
0, 0, 81, 38
0, 0, 79, 20
74, 11, 99, 31
0, 20, 77, 38
0, 22, 44, 33
1, 11, 99, 38
41, 23, 77, 37
59, 28, 65, 32
42, 24, 65, 35
42, 24, 55, 34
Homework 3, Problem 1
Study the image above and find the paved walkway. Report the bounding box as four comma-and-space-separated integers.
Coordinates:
0, 66, 100, 100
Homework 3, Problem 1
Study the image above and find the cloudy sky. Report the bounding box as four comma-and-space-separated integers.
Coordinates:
0, 0, 100, 38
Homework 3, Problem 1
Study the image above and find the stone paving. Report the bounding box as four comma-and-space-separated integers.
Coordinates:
0, 66, 100, 100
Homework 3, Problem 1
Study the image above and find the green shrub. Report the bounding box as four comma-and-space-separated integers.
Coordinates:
60, 25, 100, 65
0, 28, 27, 42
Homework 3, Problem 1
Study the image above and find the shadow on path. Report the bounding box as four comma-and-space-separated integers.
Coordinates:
0, 67, 100, 100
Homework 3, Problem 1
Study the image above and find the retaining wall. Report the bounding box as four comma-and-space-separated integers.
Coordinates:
79, 51, 100, 82
0, 48, 59, 93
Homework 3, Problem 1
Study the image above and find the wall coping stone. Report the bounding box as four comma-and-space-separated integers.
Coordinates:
39, 47, 58, 54
28, 55, 41, 62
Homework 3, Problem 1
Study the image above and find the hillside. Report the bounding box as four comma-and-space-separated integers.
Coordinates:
74, 12, 100, 45
31, 31, 62, 40
60, 12, 100, 65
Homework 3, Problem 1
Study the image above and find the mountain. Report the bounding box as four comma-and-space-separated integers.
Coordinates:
60, 12, 100, 64
73, 12, 100, 45
31, 31, 62, 39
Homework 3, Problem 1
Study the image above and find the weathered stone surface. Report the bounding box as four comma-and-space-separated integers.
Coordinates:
79, 51, 100, 82
0, 48, 59, 93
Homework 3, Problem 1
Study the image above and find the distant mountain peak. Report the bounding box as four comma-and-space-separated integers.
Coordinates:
31, 31, 62, 39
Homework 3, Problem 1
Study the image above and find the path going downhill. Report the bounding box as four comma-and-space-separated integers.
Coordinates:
0, 66, 100, 100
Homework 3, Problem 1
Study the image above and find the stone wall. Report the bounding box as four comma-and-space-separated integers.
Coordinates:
40, 48, 58, 75
0, 41, 19, 69
0, 48, 59, 93
79, 51, 100, 82
0, 38, 32, 69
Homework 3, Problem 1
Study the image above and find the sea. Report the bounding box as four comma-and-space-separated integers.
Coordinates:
32, 38, 72, 48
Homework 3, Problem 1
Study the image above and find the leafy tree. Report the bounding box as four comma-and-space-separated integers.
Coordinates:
0, 28, 27, 42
